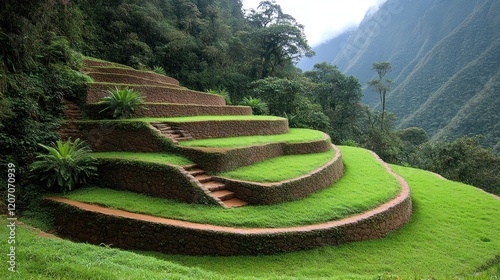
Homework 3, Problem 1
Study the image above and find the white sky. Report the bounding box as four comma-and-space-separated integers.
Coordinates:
241, 0, 387, 47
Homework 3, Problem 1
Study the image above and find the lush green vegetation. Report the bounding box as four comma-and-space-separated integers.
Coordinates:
5, 159, 499, 279
62, 147, 400, 228
29, 138, 97, 194
219, 149, 334, 182
91, 152, 193, 166
99, 87, 145, 119
180, 128, 326, 148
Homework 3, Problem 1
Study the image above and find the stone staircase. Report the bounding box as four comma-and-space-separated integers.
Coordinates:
183, 164, 248, 208
59, 98, 83, 141
151, 122, 193, 144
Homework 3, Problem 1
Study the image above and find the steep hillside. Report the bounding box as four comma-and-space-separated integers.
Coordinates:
331, 0, 499, 149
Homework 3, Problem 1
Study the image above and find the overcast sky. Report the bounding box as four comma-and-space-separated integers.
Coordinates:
241, 0, 388, 47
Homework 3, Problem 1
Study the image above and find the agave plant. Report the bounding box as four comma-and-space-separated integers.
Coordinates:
30, 138, 97, 194
152, 66, 166, 75
99, 87, 145, 119
239, 96, 269, 115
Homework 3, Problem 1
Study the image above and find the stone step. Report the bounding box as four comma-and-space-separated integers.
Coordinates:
194, 174, 212, 183
211, 190, 235, 201
223, 198, 249, 208
203, 181, 226, 192
187, 168, 205, 176
175, 137, 193, 141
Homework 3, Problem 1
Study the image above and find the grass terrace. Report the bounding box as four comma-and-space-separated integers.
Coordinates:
126, 115, 285, 122
61, 147, 400, 228
8, 149, 500, 279
91, 152, 193, 166
218, 149, 335, 182
180, 128, 327, 148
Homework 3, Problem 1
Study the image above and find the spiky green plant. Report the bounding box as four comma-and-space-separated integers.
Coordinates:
152, 66, 166, 75
99, 87, 145, 119
206, 88, 232, 105
238, 96, 269, 115
30, 138, 97, 193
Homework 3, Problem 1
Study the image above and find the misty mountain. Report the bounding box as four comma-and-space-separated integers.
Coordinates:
297, 30, 353, 71
329, 0, 499, 150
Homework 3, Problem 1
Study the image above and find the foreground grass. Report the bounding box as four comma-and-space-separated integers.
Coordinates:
5, 156, 499, 279
127, 115, 285, 122
219, 149, 335, 182
62, 147, 400, 228
152, 165, 500, 279
180, 128, 327, 148
91, 152, 193, 166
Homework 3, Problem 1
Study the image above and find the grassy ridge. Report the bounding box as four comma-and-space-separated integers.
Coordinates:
4, 155, 499, 279
180, 128, 326, 148
127, 115, 285, 122
91, 152, 193, 166
62, 147, 400, 228
218, 149, 335, 182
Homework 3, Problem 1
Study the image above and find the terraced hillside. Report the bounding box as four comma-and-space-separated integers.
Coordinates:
51, 57, 412, 256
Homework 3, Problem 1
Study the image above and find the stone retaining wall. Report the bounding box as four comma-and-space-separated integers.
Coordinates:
85, 103, 252, 119
83, 59, 133, 69
177, 136, 332, 173
77, 122, 175, 152
87, 72, 175, 87
96, 159, 217, 205
87, 83, 225, 105
164, 119, 289, 140
217, 145, 344, 204
86, 66, 180, 86
46, 155, 412, 256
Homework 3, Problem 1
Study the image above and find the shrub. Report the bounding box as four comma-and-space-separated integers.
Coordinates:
99, 87, 145, 119
206, 88, 232, 104
238, 97, 268, 115
152, 66, 166, 75
30, 138, 97, 194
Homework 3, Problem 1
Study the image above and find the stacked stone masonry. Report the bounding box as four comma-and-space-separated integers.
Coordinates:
86, 72, 178, 87
85, 65, 180, 86
85, 103, 253, 119
46, 152, 412, 256
86, 83, 225, 105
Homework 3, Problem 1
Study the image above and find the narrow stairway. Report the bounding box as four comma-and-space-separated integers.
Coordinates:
183, 164, 248, 208
151, 122, 193, 144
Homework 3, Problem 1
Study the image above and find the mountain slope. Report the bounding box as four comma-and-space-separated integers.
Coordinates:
331, 0, 499, 150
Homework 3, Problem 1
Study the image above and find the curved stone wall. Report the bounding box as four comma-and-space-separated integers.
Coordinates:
177, 135, 332, 173
87, 72, 176, 87
83, 59, 133, 69
46, 151, 412, 256
96, 159, 218, 205
86, 83, 226, 105
86, 66, 180, 86
85, 103, 252, 119
216, 145, 344, 204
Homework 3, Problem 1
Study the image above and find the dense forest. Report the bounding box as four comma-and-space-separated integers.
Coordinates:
0, 0, 498, 204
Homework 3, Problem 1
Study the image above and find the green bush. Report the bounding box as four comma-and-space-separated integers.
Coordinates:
238, 97, 268, 115
29, 138, 97, 194
206, 88, 232, 104
152, 66, 166, 75
99, 87, 145, 119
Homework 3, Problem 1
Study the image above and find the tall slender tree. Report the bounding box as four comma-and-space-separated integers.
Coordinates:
367, 61, 393, 129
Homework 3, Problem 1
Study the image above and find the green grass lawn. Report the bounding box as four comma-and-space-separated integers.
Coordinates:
91, 152, 193, 166
126, 115, 285, 122
218, 149, 335, 182
62, 147, 400, 228
180, 128, 327, 148
4, 152, 499, 279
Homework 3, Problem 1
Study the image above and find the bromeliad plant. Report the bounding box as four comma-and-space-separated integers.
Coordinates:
30, 138, 97, 193
99, 87, 145, 119
238, 97, 269, 115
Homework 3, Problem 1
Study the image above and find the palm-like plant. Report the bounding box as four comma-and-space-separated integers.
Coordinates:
99, 87, 145, 119
30, 138, 97, 193
239, 97, 269, 115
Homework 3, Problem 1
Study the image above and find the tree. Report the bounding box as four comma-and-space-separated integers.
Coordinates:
246, 0, 314, 78
304, 63, 362, 142
367, 62, 393, 129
